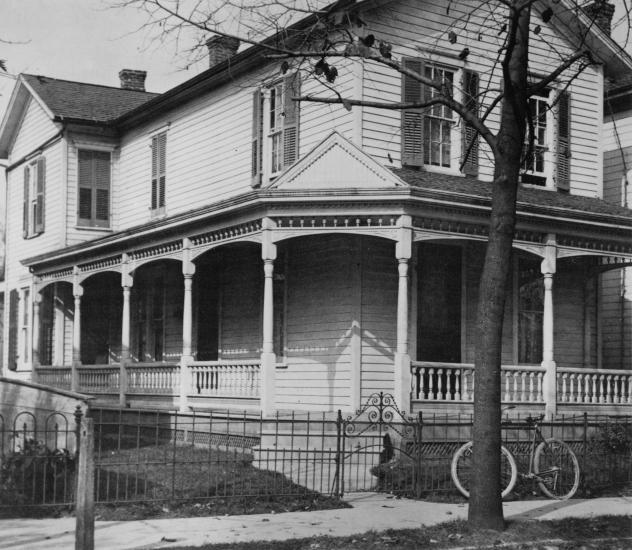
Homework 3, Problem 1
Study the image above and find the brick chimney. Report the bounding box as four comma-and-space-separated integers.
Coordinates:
205, 36, 240, 68
583, 0, 616, 35
119, 69, 147, 92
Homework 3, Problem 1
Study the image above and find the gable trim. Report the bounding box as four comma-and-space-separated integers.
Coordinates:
267, 131, 407, 190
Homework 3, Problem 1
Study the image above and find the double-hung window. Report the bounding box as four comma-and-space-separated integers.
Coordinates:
402, 59, 479, 175
252, 74, 300, 185
151, 132, 167, 212
78, 150, 111, 227
22, 156, 46, 238
520, 88, 571, 191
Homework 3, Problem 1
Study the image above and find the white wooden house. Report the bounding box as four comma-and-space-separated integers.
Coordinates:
1, 0, 631, 418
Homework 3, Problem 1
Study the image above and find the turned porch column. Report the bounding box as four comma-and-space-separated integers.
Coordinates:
31, 290, 42, 371
120, 256, 133, 407
394, 215, 413, 413
180, 239, 196, 412
261, 218, 277, 416
72, 270, 83, 392
541, 235, 557, 419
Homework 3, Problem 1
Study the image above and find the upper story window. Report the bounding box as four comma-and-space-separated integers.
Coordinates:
520, 88, 571, 191
151, 131, 167, 213
252, 74, 300, 186
401, 59, 479, 176
22, 156, 46, 238
78, 150, 111, 228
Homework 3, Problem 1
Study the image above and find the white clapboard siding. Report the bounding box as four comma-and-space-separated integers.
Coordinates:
4, 140, 64, 289
360, 237, 397, 401
276, 236, 355, 411
10, 98, 59, 163
219, 245, 262, 359
361, 0, 603, 195
600, 269, 625, 370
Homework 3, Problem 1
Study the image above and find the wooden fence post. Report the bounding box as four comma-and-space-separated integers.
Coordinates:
75, 416, 94, 550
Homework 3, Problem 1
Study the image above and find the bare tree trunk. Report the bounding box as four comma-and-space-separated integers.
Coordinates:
469, 3, 530, 530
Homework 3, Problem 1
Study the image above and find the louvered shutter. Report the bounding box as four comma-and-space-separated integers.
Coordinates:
151, 133, 166, 209
283, 74, 300, 168
35, 157, 46, 233
251, 89, 262, 186
23, 165, 30, 238
461, 70, 479, 176
78, 151, 93, 222
8, 289, 18, 370
94, 151, 110, 223
556, 91, 571, 192
401, 58, 424, 167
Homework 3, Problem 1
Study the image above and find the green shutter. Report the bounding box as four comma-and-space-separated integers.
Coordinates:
23, 165, 29, 238
283, 74, 300, 168
401, 58, 424, 167
252, 89, 262, 186
35, 156, 45, 233
461, 70, 479, 176
556, 91, 571, 192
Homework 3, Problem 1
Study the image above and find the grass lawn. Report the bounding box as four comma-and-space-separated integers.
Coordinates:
94, 442, 348, 520
161, 516, 632, 549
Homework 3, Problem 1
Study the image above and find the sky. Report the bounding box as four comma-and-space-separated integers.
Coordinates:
0, 0, 631, 117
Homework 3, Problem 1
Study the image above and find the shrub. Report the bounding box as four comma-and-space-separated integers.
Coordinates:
0, 439, 76, 506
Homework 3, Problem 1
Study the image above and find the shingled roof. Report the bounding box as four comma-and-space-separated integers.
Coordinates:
393, 167, 632, 223
22, 74, 158, 123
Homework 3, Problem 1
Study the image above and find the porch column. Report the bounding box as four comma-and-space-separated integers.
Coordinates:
72, 272, 83, 392
120, 257, 133, 407
261, 218, 277, 416
394, 215, 413, 413
180, 240, 196, 412
541, 235, 557, 419
31, 290, 42, 371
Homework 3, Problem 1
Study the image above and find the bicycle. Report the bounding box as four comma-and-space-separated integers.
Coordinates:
450, 413, 580, 500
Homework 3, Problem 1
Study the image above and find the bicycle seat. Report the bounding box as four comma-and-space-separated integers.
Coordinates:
525, 414, 545, 425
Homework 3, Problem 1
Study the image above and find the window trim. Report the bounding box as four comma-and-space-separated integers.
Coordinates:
150, 131, 167, 215
401, 58, 471, 176
520, 91, 556, 189
22, 156, 45, 239
77, 148, 112, 229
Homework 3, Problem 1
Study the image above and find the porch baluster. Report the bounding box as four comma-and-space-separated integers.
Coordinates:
455, 369, 461, 400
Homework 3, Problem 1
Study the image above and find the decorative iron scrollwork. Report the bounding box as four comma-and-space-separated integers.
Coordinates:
343, 392, 416, 439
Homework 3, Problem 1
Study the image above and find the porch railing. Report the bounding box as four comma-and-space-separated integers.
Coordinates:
77, 365, 120, 394
558, 367, 632, 405
127, 362, 180, 395
188, 360, 261, 398
34, 366, 72, 390
412, 361, 545, 403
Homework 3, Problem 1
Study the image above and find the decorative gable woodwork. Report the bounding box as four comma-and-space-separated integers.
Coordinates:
268, 132, 405, 190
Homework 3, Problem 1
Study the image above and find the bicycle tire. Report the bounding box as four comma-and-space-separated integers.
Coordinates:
534, 438, 580, 499
451, 441, 518, 499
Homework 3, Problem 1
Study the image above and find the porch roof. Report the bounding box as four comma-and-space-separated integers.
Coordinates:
22, 173, 632, 272
394, 168, 632, 221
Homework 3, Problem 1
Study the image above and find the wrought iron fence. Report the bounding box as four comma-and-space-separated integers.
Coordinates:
1, 395, 630, 518
0, 407, 82, 516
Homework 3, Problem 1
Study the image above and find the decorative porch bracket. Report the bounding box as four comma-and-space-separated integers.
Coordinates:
261, 218, 277, 416
394, 215, 413, 414
541, 234, 557, 419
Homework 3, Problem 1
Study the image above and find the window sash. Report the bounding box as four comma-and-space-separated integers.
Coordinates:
78, 150, 111, 227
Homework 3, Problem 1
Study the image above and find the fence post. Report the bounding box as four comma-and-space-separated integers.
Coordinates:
75, 416, 94, 550
334, 409, 342, 497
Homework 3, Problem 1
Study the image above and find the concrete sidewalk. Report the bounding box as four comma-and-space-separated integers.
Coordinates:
1, 494, 630, 550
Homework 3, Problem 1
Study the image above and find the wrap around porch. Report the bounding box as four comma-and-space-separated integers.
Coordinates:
28, 214, 632, 417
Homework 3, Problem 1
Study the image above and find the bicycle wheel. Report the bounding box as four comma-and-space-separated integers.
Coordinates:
534, 438, 580, 499
451, 441, 517, 499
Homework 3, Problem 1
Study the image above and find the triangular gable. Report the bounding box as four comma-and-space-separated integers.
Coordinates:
267, 131, 406, 190
0, 77, 56, 159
